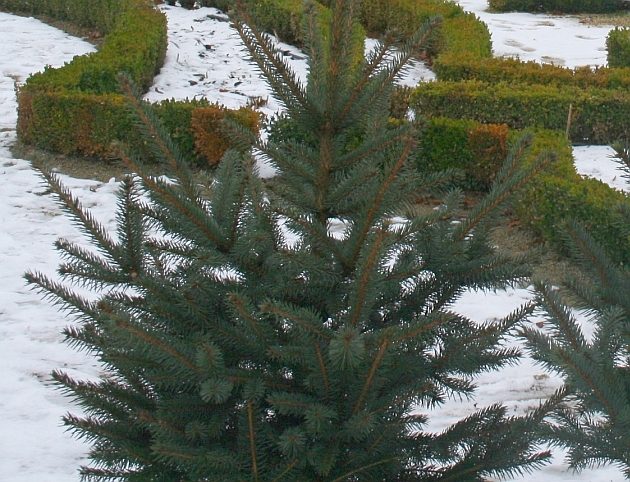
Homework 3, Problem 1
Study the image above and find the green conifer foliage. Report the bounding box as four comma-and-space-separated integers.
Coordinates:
521, 221, 630, 478
27, 1, 557, 480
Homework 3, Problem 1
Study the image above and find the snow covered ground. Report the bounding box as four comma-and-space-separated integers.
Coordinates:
0, 3, 627, 481
457, 0, 613, 68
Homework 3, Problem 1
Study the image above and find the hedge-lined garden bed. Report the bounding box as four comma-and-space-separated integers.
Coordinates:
1, 0, 262, 165
7, 0, 168, 159
199, 0, 493, 63
2, 0, 492, 164
1, 0, 628, 264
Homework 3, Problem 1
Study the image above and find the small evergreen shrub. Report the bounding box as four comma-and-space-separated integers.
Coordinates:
521, 222, 630, 475
607, 27, 630, 68
28, 3, 557, 480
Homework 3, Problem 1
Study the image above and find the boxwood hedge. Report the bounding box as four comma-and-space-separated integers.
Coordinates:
607, 27, 630, 68
414, 118, 630, 264
410, 80, 630, 144
488, 0, 628, 13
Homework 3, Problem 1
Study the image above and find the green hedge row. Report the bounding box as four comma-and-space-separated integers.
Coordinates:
416, 117, 509, 191
5, 0, 360, 163
356, 0, 492, 61
199, 0, 317, 46
0, 0, 124, 33
153, 99, 260, 166
197, 0, 337, 47
607, 27, 630, 68
433, 55, 630, 89
410, 80, 630, 144
202, 0, 491, 64
14, 0, 168, 159
22, 3, 166, 94
514, 129, 630, 265
414, 118, 630, 264
488, 0, 628, 13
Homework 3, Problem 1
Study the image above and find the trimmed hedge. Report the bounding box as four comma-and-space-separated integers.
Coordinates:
416, 117, 509, 190
14, 0, 168, 158
199, 0, 331, 47
434, 55, 630, 90
355, 0, 491, 61
410, 80, 630, 144
148, 99, 259, 166
0, 0, 124, 33
607, 27, 630, 68
191, 104, 260, 166
22, 4, 167, 94
4, 0, 352, 163
488, 0, 628, 13
514, 129, 630, 265
414, 118, 630, 264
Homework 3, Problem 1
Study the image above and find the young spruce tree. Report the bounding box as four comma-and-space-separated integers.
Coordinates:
28, 1, 556, 480
522, 220, 630, 477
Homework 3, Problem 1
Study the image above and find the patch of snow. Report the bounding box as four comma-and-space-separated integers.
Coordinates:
144, 5, 308, 118
456, 0, 614, 68
146, 5, 435, 118
573, 145, 630, 193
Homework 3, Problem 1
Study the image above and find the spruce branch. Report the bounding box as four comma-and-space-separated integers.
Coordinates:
103, 304, 199, 374
329, 456, 400, 482
234, 1, 310, 113
349, 228, 387, 327
338, 17, 441, 126
454, 142, 555, 242
534, 282, 587, 351
24, 270, 101, 321
353, 338, 390, 414
348, 134, 415, 265
35, 168, 117, 260
247, 401, 260, 482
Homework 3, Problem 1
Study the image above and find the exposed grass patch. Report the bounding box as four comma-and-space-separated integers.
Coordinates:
577, 11, 630, 27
